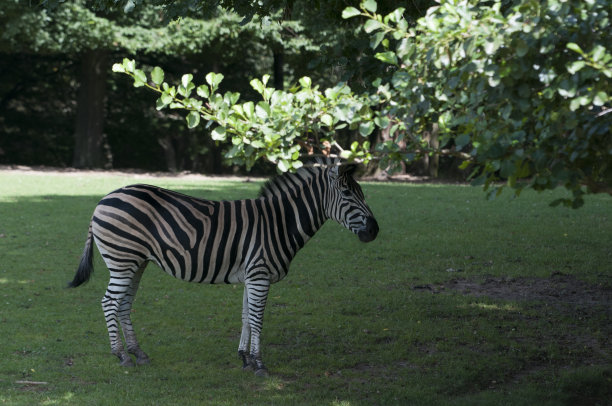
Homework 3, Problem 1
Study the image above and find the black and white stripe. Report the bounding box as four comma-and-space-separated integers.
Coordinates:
68, 163, 379, 375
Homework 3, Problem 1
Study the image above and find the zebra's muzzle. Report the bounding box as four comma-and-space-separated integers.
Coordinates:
357, 216, 379, 243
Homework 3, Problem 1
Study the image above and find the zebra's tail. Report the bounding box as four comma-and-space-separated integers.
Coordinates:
67, 220, 94, 288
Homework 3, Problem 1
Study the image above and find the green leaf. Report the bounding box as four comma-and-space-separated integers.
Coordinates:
232, 104, 245, 118
181, 74, 193, 88
567, 61, 586, 74
591, 45, 606, 62
224, 91, 240, 106
250, 78, 265, 94
375, 51, 398, 65
122, 58, 135, 73
593, 91, 608, 106
438, 111, 452, 131
484, 39, 500, 56
359, 121, 375, 136
374, 115, 390, 129
243, 101, 255, 119
458, 160, 471, 170
123, 0, 135, 13
339, 150, 352, 159
206, 72, 224, 91
255, 102, 270, 119
569, 98, 581, 111
197, 85, 209, 98
186, 111, 200, 128
370, 31, 386, 49
262, 74, 270, 87
151, 67, 164, 86
299, 77, 312, 89
157, 93, 174, 110
321, 113, 333, 127
566, 42, 585, 56
251, 140, 265, 148
156, 97, 167, 110
342, 6, 361, 19
364, 19, 383, 33
160, 92, 173, 105
558, 79, 577, 98
278, 159, 290, 173
111, 63, 125, 73
362, 0, 377, 13
211, 127, 227, 141
133, 69, 146, 87
178, 82, 194, 98
385, 7, 405, 24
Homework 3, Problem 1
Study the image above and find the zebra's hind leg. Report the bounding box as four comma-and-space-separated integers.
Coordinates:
118, 263, 150, 365
101, 282, 133, 367
102, 265, 145, 367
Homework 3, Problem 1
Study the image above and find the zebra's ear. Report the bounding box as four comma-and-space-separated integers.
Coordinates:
338, 164, 357, 177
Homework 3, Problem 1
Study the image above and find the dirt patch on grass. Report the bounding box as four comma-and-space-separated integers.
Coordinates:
443, 272, 612, 310
14, 381, 50, 393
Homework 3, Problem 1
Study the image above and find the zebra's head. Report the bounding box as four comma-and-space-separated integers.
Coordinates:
325, 164, 379, 243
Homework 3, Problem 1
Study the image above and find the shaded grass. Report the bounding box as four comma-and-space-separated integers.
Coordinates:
0, 171, 610, 405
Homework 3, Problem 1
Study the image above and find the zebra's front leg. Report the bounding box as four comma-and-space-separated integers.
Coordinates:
243, 276, 270, 377
238, 286, 252, 371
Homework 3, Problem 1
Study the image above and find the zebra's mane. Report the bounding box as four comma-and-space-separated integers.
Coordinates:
258, 165, 319, 198
258, 158, 343, 198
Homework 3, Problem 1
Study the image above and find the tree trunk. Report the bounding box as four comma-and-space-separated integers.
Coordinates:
273, 48, 284, 90
422, 123, 440, 178
72, 49, 108, 168
158, 136, 178, 172
428, 123, 440, 178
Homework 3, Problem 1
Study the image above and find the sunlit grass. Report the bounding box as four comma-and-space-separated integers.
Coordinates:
467, 302, 520, 312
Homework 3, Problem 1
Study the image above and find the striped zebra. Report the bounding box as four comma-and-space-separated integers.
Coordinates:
68, 163, 379, 376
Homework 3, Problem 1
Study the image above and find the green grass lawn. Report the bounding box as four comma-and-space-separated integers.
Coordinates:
0, 170, 610, 406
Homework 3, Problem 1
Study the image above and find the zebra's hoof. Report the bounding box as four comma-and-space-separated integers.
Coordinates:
254, 367, 269, 377
242, 364, 254, 372
136, 356, 150, 365
119, 356, 135, 367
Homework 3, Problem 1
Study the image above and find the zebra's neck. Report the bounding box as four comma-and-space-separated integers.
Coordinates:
256, 167, 328, 262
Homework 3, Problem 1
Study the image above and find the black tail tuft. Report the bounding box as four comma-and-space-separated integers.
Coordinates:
67, 221, 94, 288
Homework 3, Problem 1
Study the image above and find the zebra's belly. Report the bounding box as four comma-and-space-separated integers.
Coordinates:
153, 249, 247, 285
155, 251, 291, 285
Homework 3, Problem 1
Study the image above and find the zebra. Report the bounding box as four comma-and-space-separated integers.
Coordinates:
68, 163, 379, 376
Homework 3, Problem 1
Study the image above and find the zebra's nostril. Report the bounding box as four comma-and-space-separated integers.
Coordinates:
357, 216, 379, 242
367, 217, 379, 237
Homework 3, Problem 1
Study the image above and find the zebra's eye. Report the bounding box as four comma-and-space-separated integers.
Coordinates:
341, 189, 352, 197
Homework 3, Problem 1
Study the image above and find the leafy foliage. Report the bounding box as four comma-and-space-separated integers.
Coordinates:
114, 58, 373, 171
354, 0, 612, 207
116, 0, 611, 206
2, 0, 370, 172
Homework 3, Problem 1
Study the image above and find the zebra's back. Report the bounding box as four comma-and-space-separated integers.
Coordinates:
91, 184, 260, 284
